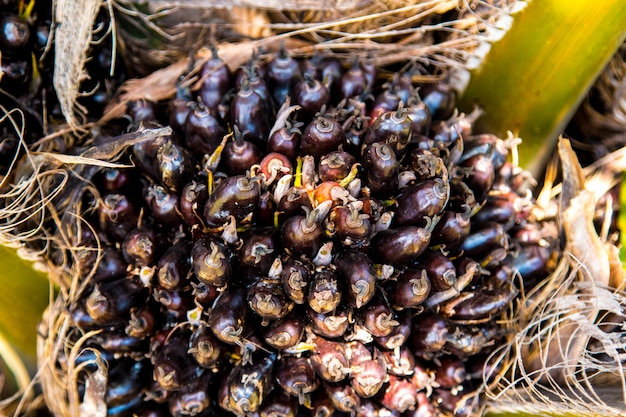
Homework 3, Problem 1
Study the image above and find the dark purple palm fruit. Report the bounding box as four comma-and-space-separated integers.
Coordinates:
207, 287, 249, 346
237, 64, 272, 118
300, 115, 346, 159
360, 59, 377, 92
333, 250, 377, 308
340, 58, 369, 100
380, 375, 419, 413
156, 242, 191, 291
256, 389, 299, 417
219, 126, 262, 176
125, 301, 160, 340
225, 352, 276, 415
267, 44, 302, 107
447, 178, 479, 214
230, 75, 271, 149
346, 342, 386, 398
98, 193, 139, 242
343, 108, 370, 151
97, 167, 134, 194
432, 385, 473, 417
155, 139, 195, 192
0, 56, 30, 92
430, 209, 471, 252
310, 390, 336, 417
356, 399, 400, 417
199, 46, 232, 111
238, 229, 280, 274
459, 221, 507, 260
472, 189, 521, 231
388, 268, 431, 310
281, 201, 331, 258
276, 355, 319, 405
144, 183, 183, 227
204, 175, 260, 228
153, 331, 202, 392
458, 151, 496, 202
0, 13, 29, 49
168, 82, 194, 136
363, 106, 413, 156
318, 150, 356, 183
409, 312, 448, 358
277, 184, 313, 224
325, 382, 361, 414
267, 120, 302, 162
253, 190, 276, 228
191, 235, 232, 288
180, 180, 208, 227
236, 50, 267, 86
368, 221, 435, 266
393, 178, 450, 227
357, 292, 399, 338
405, 88, 432, 139
309, 337, 350, 383
434, 356, 468, 390
87, 329, 148, 358
185, 100, 226, 156
383, 348, 416, 381
369, 76, 403, 124
262, 311, 305, 350
128, 99, 159, 125
419, 81, 456, 121
375, 309, 412, 352
408, 149, 446, 182
188, 323, 223, 369
122, 227, 164, 267
511, 241, 554, 287
417, 250, 457, 292
132, 135, 169, 181
363, 142, 399, 198
307, 305, 350, 339
154, 288, 195, 323
464, 133, 511, 173
444, 322, 500, 358
292, 73, 330, 122
92, 246, 129, 283
439, 286, 518, 322
308, 269, 342, 314
168, 371, 214, 417
329, 201, 372, 248
310, 54, 342, 95
247, 277, 293, 323
104, 359, 148, 415
85, 277, 148, 326
280, 258, 312, 305
191, 280, 220, 307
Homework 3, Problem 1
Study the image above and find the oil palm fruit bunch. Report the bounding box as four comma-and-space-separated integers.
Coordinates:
45, 46, 560, 417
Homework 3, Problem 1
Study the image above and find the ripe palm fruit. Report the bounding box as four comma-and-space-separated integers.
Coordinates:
59, 49, 559, 417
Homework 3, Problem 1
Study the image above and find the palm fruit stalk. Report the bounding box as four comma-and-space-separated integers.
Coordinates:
31, 44, 565, 417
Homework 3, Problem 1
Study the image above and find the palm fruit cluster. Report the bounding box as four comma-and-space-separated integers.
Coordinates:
63, 47, 557, 417
0, 0, 54, 175
0, 0, 123, 178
